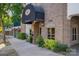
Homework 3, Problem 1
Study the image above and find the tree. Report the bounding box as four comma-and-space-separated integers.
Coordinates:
2, 16, 13, 28
0, 3, 23, 43
0, 4, 10, 43
10, 4, 23, 26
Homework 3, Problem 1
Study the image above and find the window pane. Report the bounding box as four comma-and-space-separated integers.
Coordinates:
72, 35, 74, 41
52, 28, 55, 34
74, 35, 76, 40
39, 28, 41, 35
48, 28, 50, 34
74, 28, 76, 35
51, 35, 55, 37
48, 35, 50, 39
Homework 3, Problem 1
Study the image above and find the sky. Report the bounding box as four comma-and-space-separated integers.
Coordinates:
68, 3, 79, 16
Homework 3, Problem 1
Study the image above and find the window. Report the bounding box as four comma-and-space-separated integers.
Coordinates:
72, 27, 78, 41
47, 28, 55, 39
39, 28, 41, 35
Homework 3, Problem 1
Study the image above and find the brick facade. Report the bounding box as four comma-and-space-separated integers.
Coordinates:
21, 3, 79, 46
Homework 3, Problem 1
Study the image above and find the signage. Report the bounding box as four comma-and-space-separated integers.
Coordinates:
25, 9, 31, 16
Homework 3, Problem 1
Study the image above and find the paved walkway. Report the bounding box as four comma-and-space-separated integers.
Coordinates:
70, 44, 79, 56
8, 36, 63, 56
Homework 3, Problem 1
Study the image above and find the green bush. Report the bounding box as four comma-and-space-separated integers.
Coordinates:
27, 35, 33, 43
44, 39, 57, 50
36, 35, 45, 47
43, 39, 68, 52
53, 43, 68, 52
17, 32, 27, 40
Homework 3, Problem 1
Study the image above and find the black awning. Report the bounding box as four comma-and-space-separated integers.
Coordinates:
22, 4, 44, 24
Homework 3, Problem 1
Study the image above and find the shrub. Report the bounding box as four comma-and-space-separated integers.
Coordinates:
43, 39, 68, 52
44, 39, 57, 50
36, 35, 44, 47
53, 43, 68, 52
27, 35, 33, 43
17, 32, 27, 40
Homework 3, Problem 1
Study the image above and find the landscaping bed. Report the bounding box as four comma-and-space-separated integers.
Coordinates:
27, 35, 71, 55
16, 33, 72, 55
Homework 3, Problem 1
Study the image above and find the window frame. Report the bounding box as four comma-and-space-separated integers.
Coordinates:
47, 28, 55, 39
72, 26, 78, 41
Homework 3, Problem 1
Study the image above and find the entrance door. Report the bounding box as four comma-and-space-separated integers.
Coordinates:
71, 24, 79, 45
32, 22, 40, 43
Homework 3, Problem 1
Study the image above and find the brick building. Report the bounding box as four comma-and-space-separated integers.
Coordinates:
21, 3, 79, 46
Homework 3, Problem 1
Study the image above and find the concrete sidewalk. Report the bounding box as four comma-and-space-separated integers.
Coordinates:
8, 36, 63, 56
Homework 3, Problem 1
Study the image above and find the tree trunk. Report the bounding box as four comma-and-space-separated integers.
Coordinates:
0, 18, 6, 43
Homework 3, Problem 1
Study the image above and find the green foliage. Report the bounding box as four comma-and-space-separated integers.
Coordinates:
10, 4, 23, 26
36, 35, 45, 47
0, 4, 10, 16
43, 39, 68, 52
0, 4, 23, 27
53, 43, 68, 52
0, 4, 23, 28
27, 35, 33, 43
0, 4, 23, 42
2, 16, 13, 28
17, 32, 27, 40
44, 39, 57, 50
10, 4, 23, 16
